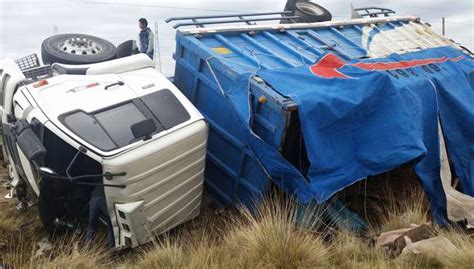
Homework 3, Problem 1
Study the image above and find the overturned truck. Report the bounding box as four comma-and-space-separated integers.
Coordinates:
0, 55, 208, 248
167, 7, 474, 228
0, 3, 473, 250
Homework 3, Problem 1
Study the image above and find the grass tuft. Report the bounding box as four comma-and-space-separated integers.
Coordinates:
1, 233, 109, 269
381, 188, 430, 232
436, 228, 474, 269
133, 238, 185, 269
224, 194, 330, 268
128, 194, 331, 269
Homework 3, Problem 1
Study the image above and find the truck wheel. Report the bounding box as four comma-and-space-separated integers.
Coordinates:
41, 33, 117, 65
287, 1, 332, 23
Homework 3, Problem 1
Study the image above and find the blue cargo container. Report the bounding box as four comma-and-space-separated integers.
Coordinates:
168, 13, 473, 226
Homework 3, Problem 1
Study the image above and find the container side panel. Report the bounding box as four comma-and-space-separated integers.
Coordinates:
174, 36, 274, 207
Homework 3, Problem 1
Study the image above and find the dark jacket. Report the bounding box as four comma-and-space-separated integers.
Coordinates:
139, 27, 154, 59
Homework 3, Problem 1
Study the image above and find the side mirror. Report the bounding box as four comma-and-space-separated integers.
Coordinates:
14, 121, 46, 163
131, 119, 157, 141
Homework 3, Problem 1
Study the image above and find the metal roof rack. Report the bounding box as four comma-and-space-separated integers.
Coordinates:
353, 7, 396, 18
15, 53, 40, 71
22, 65, 53, 83
15, 53, 53, 83
166, 11, 300, 29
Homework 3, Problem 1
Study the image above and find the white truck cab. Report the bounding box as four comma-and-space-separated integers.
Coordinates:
0, 54, 208, 248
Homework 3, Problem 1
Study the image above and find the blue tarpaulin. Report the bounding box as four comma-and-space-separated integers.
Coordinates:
226, 46, 473, 223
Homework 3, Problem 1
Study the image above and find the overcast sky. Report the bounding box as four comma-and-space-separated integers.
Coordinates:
0, 0, 472, 76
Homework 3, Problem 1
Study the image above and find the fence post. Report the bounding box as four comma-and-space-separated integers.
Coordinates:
442, 17, 445, 36
154, 22, 162, 71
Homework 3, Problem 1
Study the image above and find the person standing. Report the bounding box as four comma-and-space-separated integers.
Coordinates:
138, 18, 154, 59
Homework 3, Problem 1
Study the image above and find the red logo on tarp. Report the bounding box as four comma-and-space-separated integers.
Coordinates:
310, 53, 464, 79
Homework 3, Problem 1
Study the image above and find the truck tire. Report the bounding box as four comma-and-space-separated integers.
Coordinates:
284, 1, 332, 23
294, 2, 332, 22
41, 33, 117, 65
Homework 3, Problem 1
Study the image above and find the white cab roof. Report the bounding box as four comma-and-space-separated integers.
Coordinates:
22, 59, 204, 157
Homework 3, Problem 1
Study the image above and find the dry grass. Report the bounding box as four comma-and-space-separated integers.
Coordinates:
381, 188, 430, 231
0, 212, 17, 234
40, 237, 110, 269
329, 230, 388, 269
131, 235, 230, 268
2, 183, 473, 269
0, 185, 108, 269
223, 195, 330, 268
133, 238, 185, 268
435, 228, 474, 269
1, 232, 110, 269
129, 195, 330, 269
127, 190, 472, 269
0, 206, 19, 249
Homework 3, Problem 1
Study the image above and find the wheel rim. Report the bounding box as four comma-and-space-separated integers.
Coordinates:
58, 36, 103, 56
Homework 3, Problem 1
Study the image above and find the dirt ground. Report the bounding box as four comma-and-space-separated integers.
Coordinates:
0, 166, 47, 254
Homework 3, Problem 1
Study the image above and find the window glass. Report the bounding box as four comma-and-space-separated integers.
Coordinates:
95, 103, 146, 147
141, 90, 190, 129
61, 90, 188, 152
63, 111, 116, 151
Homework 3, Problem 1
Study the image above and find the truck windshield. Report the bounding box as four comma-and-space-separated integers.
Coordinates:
60, 89, 191, 152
